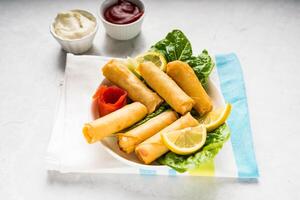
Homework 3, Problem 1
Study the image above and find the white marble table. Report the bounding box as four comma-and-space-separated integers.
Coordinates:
0, 0, 300, 199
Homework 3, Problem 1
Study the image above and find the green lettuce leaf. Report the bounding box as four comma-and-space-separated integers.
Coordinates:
151, 29, 214, 86
186, 50, 215, 88
157, 124, 231, 173
151, 29, 192, 61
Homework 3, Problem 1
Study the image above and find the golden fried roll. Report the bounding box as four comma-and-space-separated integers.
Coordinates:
138, 62, 194, 115
135, 112, 199, 164
166, 61, 213, 115
102, 59, 163, 113
118, 110, 178, 154
83, 102, 147, 144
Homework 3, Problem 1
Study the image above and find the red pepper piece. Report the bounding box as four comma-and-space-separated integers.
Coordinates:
93, 85, 127, 117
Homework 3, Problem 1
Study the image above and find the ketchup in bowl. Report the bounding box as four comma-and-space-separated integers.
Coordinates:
104, 0, 144, 25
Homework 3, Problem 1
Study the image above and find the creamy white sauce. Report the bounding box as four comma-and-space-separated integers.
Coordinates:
53, 10, 96, 40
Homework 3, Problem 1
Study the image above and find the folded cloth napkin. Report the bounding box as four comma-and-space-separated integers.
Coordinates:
45, 53, 259, 178
46, 55, 132, 173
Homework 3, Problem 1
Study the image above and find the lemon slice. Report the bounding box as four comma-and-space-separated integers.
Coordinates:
135, 51, 167, 72
122, 57, 141, 78
161, 125, 207, 155
198, 103, 232, 132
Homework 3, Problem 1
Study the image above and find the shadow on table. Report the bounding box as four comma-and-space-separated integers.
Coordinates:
56, 49, 66, 72
54, 31, 147, 74
47, 171, 258, 200
86, 32, 147, 58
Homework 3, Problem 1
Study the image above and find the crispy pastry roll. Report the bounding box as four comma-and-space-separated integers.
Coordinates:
138, 62, 194, 115
102, 59, 163, 113
166, 61, 213, 115
117, 110, 178, 153
83, 102, 147, 144
135, 112, 199, 164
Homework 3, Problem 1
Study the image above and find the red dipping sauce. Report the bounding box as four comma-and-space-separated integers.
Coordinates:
104, 0, 144, 25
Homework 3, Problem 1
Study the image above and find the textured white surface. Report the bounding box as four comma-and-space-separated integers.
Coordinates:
0, 0, 300, 199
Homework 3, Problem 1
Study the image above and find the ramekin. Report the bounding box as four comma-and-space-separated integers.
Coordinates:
50, 9, 99, 54
99, 0, 145, 40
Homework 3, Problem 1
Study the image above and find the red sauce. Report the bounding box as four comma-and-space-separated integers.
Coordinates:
104, 0, 144, 25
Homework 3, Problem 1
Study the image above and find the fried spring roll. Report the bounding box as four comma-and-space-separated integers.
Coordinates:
135, 112, 199, 164
118, 110, 178, 153
83, 102, 147, 144
102, 59, 163, 113
138, 62, 194, 115
166, 61, 213, 115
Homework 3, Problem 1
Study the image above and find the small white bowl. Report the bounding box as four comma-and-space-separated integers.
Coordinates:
50, 9, 99, 54
99, 0, 145, 40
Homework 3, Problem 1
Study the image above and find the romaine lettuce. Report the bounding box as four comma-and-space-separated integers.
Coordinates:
158, 124, 230, 173
151, 29, 214, 86
186, 50, 215, 88
151, 30, 192, 61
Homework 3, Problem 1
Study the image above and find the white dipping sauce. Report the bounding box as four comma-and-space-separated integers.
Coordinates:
53, 10, 96, 40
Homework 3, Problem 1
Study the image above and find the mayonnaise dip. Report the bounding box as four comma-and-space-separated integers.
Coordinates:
53, 10, 96, 40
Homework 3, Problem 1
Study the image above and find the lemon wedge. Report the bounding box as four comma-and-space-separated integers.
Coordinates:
135, 51, 167, 72
198, 103, 232, 132
161, 125, 207, 155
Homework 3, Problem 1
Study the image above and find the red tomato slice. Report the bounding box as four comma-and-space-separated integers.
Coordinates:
93, 85, 127, 117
